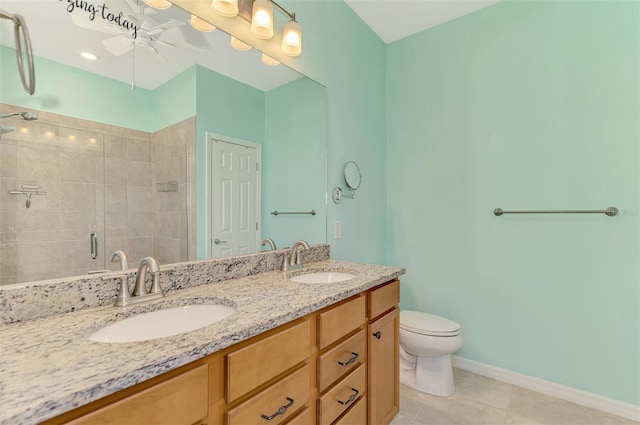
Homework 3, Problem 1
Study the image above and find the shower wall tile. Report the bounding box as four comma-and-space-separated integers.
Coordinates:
127, 186, 152, 212
105, 185, 127, 213
0, 144, 17, 178
127, 160, 152, 187
127, 140, 152, 162
60, 212, 98, 240
154, 212, 186, 239
16, 242, 61, 275
18, 180, 60, 212
0, 178, 18, 211
58, 128, 102, 154
0, 244, 17, 277
127, 212, 153, 237
129, 237, 154, 265
60, 182, 96, 212
15, 211, 60, 234
104, 136, 128, 159
105, 212, 128, 238
104, 158, 127, 185
16, 145, 59, 181
59, 240, 101, 269
59, 151, 97, 183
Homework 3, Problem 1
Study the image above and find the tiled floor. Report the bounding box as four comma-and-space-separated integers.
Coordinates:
391, 368, 640, 425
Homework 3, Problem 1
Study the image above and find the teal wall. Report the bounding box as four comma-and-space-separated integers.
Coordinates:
263, 77, 327, 248
386, 0, 640, 405
1, 46, 154, 132
279, 0, 388, 263
152, 66, 197, 130
194, 65, 266, 257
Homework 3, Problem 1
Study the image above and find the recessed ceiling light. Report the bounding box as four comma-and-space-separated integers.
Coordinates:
80, 51, 99, 61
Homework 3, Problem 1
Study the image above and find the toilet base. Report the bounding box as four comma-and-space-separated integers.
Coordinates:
400, 354, 455, 397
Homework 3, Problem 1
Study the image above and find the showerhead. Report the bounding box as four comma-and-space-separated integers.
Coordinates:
0, 111, 38, 120
0, 124, 15, 135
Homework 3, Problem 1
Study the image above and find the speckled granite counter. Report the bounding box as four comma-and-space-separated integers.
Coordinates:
0, 259, 404, 425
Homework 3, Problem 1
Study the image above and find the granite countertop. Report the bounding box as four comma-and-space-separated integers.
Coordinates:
0, 260, 405, 425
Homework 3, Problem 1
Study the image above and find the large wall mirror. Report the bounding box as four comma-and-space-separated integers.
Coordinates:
0, 0, 327, 285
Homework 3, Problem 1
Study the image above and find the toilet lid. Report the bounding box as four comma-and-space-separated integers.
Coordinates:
400, 310, 461, 336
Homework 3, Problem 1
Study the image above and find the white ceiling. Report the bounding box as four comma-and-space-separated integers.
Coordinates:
344, 0, 502, 44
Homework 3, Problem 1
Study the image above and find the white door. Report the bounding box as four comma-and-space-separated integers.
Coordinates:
209, 136, 259, 258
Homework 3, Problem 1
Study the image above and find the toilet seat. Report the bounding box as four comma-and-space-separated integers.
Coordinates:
400, 310, 461, 337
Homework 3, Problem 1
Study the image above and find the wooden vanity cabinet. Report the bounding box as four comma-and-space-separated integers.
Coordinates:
46, 279, 400, 425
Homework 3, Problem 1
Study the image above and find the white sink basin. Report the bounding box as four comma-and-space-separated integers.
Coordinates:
89, 305, 236, 343
290, 272, 356, 284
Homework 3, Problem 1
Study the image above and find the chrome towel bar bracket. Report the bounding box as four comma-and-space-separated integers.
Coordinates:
494, 207, 618, 217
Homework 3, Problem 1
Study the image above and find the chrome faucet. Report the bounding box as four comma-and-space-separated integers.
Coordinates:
110, 250, 129, 270
261, 238, 277, 251
282, 240, 310, 271
103, 256, 165, 307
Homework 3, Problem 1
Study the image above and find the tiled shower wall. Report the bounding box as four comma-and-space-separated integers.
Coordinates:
0, 104, 195, 285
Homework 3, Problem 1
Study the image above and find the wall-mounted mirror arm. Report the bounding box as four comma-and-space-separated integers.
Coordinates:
332, 161, 362, 204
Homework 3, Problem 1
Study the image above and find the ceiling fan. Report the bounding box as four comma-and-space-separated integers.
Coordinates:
101, 16, 184, 62
68, 0, 196, 62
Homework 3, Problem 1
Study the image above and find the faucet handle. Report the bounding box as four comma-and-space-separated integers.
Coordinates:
101, 274, 130, 307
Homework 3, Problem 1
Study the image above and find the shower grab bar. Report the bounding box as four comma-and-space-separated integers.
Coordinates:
270, 210, 316, 216
494, 207, 618, 217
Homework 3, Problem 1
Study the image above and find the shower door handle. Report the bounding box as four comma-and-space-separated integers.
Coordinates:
90, 233, 98, 259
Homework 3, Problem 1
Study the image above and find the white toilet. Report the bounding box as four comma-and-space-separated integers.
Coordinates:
399, 310, 463, 397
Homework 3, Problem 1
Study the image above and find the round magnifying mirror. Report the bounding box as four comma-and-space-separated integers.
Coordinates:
343, 161, 362, 192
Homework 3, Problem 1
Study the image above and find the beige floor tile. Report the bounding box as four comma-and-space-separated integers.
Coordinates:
412, 393, 508, 425
451, 368, 514, 409
507, 387, 638, 425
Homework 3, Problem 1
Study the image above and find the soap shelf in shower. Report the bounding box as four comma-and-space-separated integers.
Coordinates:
156, 180, 179, 192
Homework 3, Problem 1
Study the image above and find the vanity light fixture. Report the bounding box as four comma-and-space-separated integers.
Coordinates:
282, 17, 302, 57
250, 0, 273, 39
206, 0, 302, 57
230, 36, 252, 51
143, 0, 172, 9
190, 14, 216, 32
212, 0, 239, 17
261, 53, 279, 66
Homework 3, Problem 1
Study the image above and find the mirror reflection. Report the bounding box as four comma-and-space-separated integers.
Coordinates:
0, 0, 327, 285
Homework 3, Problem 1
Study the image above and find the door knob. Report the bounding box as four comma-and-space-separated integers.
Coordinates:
214, 238, 227, 244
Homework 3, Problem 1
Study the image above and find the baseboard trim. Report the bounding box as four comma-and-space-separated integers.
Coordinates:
451, 355, 640, 422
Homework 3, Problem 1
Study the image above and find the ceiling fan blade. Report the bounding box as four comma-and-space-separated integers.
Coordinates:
102, 35, 134, 56
155, 39, 176, 48
147, 44, 170, 64
149, 19, 185, 32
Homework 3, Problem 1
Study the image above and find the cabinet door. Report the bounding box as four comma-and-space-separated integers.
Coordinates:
368, 308, 399, 425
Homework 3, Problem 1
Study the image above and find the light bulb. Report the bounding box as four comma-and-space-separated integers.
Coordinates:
143, 0, 172, 10
251, 0, 273, 39
261, 53, 279, 66
230, 37, 252, 51
281, 19, 302, 56
190, 15, 216, 32
211, 0, 238, 17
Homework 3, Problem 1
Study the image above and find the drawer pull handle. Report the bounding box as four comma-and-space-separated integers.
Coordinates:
338, 388, 359, 406
372, 331, 382, 340
338, 352, 359, 366
260, 397, 294, 420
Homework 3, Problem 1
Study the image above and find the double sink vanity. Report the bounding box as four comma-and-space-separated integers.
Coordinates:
0, 244, 405, 425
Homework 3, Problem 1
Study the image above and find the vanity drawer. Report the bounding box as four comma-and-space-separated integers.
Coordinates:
369, 280, 400, 320
226, 320, 310, 403
67, 364, 208, 425
283, 406, 311, 425
225, 364, 310, 425
317, 364, 366, 425
334, 395, 367, 425
317, 329, 366, 392
317, 296, 366, 350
